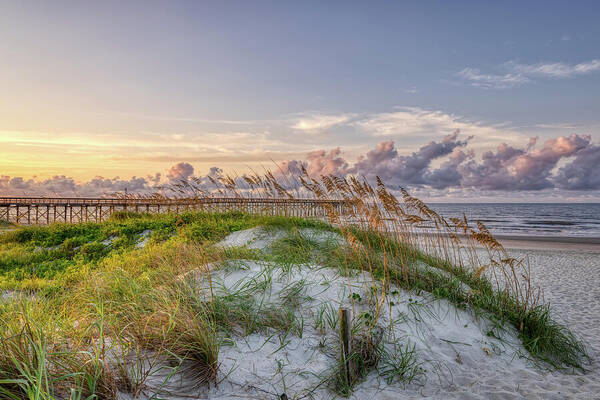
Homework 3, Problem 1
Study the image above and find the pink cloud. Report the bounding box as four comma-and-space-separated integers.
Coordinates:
167, 162, 195, 182
2, 134, 599, 197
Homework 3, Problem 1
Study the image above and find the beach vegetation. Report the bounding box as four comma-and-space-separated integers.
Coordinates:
0, 172, 590, 398
0, 220, 13, 229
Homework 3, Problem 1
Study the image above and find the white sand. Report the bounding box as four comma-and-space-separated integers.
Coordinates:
217, 226, 342, 250
482, 244, 600, 398
123, 229, 599, 399
135, 229, 152, 248
217, 226, 283, 249
102, 235, 117, 246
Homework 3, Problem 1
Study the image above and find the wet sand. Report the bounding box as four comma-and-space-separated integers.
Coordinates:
495, 234, 600, 253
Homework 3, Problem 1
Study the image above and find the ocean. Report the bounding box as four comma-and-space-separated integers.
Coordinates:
427, 203, 600, 239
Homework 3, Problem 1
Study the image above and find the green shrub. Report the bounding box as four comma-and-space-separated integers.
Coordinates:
108, 210, 145, 221
80, 242, 107, 261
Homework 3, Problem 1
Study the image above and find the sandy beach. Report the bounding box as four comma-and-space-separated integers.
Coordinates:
1, 221, 598, 399
357, 236, 600, 399
2, 1, 599, 398
472, 237, 600, 399
180, 231, 600, 399
493, 235, 600, 253
208, 232, 600, 399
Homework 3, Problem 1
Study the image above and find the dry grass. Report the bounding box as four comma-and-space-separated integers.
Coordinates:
0, 170, 590, 399
150, 169, 588, 372
0, 241, 219, 400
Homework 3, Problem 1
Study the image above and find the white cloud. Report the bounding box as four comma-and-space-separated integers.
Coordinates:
291, 113, 354, 133
509, 59, 600, 78
353, 107, 525, 146
458, 59, 600, 89
457, 68, 530, 89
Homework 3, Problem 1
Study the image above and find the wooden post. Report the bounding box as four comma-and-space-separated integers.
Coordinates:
0, 205, 9, 224
339, 307, 355, 385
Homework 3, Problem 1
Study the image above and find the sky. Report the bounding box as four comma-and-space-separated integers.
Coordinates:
1, 0, 599, 201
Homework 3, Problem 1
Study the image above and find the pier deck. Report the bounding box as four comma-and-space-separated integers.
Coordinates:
0, 197, 346, 225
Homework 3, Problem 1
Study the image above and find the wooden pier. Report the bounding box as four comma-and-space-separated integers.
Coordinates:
0, 197, 347, 225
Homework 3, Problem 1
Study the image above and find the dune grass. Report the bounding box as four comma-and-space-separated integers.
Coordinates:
0, 211, 286, 292
0, 237, 222, 399
0, 172, 591, 398
0, 220, 14, 236
0, 212, 347, 398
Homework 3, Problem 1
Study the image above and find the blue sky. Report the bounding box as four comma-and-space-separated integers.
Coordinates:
1, 1, 599, 200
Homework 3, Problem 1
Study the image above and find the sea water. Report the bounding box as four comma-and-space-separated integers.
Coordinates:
427, 203, 600, 238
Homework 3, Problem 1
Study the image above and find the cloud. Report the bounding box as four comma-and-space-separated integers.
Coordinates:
167, 162, 195, 182
291, 113, 354, 133
0, 163, 218, 197
458, 59, 600, 89
305, 148, 351, 177
426, 148, 472, 189
554, 143, 600, 190
458, 134, 590, 190
147, 173, 162, 185
509, 60, 600, 78
457, 68, 530, 89
277, 148, 350, 178
277, 133, 597, 193
351, 131, 470, 187
3, 135, 599, 198
353, 107, 523, 147
0, 175, 158, 197
355, 107, 466, 136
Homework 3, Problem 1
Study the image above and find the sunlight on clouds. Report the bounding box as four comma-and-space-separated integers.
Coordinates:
353, 107, 526, 148
291, 113, 354, 133
0, 129, 291, 180
0, 106, 589, 185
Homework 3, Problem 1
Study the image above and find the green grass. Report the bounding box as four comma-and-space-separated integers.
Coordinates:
341, 231, 588, 371
235, 224, 588, 373
0, 211, 339, 292
0, 211, 264, 291
0, 237, 222, 399
0, 220, 12, 228
0, 210, 590, 399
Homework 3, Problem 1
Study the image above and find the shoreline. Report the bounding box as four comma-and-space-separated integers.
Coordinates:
410, 230, 600, 252
493, 234, 600, 244
487, 234, 600, 252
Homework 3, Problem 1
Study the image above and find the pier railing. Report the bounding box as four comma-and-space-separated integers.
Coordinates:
0, 197, 347, 225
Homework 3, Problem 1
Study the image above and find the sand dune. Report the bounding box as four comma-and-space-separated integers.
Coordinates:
134, 229, 599, 399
